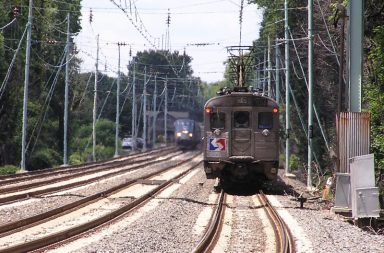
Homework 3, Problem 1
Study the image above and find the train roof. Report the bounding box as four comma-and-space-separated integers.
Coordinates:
205, 87, 278, 108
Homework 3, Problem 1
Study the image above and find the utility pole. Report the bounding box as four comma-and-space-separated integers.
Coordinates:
275, 38, 280, 104
114, 43, 121, 157
166, 9, 171, 51
152, 73, 157, 148
92, 34, 99, 161
63, 13, 71, 166
267, 36, 272, 97
143, 66, 147, 151
164, 76, 168, 145
348, 0, 363, 112
337, 2, 346, 114
307, 0, 314, 188
256, 59, 261, 90
284, 0, 290, 175
263, 49, 266, 94
131, 62, 136, 151
21, 0, 33, 171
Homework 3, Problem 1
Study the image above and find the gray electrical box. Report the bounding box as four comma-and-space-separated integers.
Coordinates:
350, 154, 380, 218
334, 173, 351, 209
354, 187, 380, 218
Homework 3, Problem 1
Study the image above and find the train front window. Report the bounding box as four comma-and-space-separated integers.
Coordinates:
210, 112, 225, 129
234, 111, 249, 128
258, 112, 273, 129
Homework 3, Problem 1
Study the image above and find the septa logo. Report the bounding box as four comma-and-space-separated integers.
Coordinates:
208, 138, 226, 151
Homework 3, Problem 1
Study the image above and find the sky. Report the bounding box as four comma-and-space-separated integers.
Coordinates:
75, 0, 263, 83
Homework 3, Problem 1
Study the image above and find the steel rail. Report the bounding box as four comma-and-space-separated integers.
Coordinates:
0, 153, 202, 253
191, 189, 226, 253
258, 190, 295, 253
0, 148, 177, 194
0, 150, 181, 205
0, 146, 176, 183
0, 152, 200, 236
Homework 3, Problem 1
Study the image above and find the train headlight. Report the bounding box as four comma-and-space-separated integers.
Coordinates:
262, 129, 270, 136
213, 129, 221, 136
189, 133, 193, 137
176, 132, 182, 137
182, 130, 189, 134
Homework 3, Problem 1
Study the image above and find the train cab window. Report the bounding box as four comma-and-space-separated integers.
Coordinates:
258, 112, 273, 129
210, 112, 225, 129
234, 111, 249, 128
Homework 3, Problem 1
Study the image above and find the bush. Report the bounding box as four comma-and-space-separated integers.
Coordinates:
69, 119, 117, 164
28, 148, 61, 170
289, 154, 300, 171
69, 152, 87, 165
0, 165, 20, 175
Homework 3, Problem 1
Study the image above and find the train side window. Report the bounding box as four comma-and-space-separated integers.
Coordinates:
258, 112, 273, 129
210, 112, 225, 129
234, 111, 249, 128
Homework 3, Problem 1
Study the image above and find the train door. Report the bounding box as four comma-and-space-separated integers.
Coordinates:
231, 110, 252, 157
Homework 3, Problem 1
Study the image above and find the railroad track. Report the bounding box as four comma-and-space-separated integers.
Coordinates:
0, 147, 179, 205
0, 146, 176, 187
0, 152, 202, 253
258, 190, 295, 253
193, 190, 295, 253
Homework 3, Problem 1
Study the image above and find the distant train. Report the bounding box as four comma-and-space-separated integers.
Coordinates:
174, 119, 201, 150
203, 86, 280, 185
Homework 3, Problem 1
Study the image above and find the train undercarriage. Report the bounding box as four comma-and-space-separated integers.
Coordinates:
204, 159, 279, 185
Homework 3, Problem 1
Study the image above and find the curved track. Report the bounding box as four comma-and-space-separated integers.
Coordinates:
193, 190, 295, 253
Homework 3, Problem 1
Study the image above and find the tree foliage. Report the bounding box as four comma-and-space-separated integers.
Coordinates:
128, 49, 204, 125
246, 0, 384, 180
0, 3, 205, 170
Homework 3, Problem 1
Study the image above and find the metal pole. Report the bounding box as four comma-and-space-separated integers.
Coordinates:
164, 76, 168, 146
263, 49, 266, 94
257, 59, 261, 90
92, 35, 99, 161
143, 66, 147, 151
348, 0, 363, 112
267, 36, 272, 97
336, 1, 346, 173
152, 74, 157, 148
132, 62, 136, 150
21, 0, 33, 171
284, 0, 290, 174
275, 38, 280, 104
114, 43, 121, 157
337, 3, 346, 114
63, 13, 71, 166
307, 0, 314, 188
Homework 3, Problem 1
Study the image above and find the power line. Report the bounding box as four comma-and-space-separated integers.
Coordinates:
0, 26, 28, 101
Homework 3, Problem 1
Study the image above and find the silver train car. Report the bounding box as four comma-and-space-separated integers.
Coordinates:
203, 86, 280, 184
174, 119, 201, 150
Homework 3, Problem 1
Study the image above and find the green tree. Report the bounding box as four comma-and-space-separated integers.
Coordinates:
0, 0, 82, 169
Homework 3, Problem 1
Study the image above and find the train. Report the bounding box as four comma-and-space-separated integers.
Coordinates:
203, 86, 280, 186
174, 119, 202, 150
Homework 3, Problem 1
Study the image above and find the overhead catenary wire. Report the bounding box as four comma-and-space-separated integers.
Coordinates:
289, 29, 330, 152
27, 51, 67, 155
0, 26, 28, 101
277, 54, 321, 166
0, 18, 17, 31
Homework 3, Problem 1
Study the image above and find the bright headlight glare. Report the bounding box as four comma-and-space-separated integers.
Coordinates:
176, 132, 182, 137
189, 133, 193, 137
